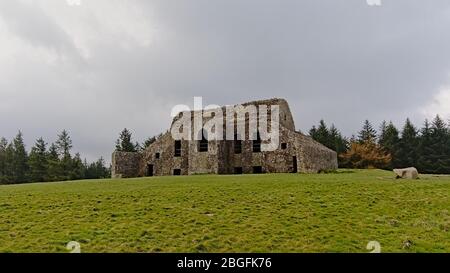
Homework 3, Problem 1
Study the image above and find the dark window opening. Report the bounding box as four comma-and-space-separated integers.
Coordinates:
281, 143, 287, 150
253, 166, 263, 174
146, 164, 154, 177
252, 132, 261, 153
234, 167, 243, 174
292, 156, 298, 173
155, 153, 160, 159
234, 134, 242, 154
173, 169, 181, 176
198, 130, 208, 152
174, 141, 181, 157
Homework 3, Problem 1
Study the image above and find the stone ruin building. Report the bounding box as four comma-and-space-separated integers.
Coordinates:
112, 98, 338, 178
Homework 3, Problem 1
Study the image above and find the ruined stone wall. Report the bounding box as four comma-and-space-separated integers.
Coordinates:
139, 132, 189, 176
111, 151, 142, 178
111, 98, 338, 178
171, 98, 296, 135
295, 133, 338, 173
216, 99, 297, 174
240, 98, 296, 131
223, 126, 297, 174
188, 140, 220, 175
259, 126, 299, 173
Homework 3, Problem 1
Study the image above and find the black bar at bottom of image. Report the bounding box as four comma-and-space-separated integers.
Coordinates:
1, 253, 447, 271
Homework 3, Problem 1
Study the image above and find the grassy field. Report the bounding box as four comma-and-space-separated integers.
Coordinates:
0, 169, 449, 253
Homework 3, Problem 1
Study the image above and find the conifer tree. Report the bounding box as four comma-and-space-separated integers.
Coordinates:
70, 153, 85, 180
29, 137, 48, 182
378, 121, 400, 168
329, 124, 348, 155
56, 130, 73, 180
358, 120, 377, 144
47, 143, 62, 181
143, 136, 157, 149
0, 138, 8, 183
417, 119, 435, 173
397, 118, 418, 168
115, 128, 137, 152
316, 120, 331, 148
3, 143, 15, 184
378, 121, 387, 146
429, 115, 450, 174
12, 131, 29, 183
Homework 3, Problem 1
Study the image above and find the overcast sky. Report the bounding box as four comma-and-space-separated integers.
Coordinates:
1, 0, 450, 162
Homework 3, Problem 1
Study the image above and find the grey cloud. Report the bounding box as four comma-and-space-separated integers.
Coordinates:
1, 0, 450, 162
0, 1, 79, 58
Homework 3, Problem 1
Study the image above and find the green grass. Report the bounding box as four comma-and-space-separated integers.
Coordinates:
0, 169, 449, 253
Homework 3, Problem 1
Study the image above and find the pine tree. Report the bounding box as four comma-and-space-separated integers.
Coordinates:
397, 118, 418, 168
134, 142, 141, 152
94, 157, 110, 178
84, 157, 110, 179
309, 126, 317, 139
3, 143, 15, 184
0, 137, 8, 184
417, 119, 435, 173
70, 153, 85, 180
82, 159, 92, 179
310, 121, 348, 163
143, 136, 157, 149
358, 120, 377, 144
378, 121, 400, 168
56, 130, 73, 180
56, 130, 72, 158
429, 115, 450, 174
47, 143, 62, 181
115, 139, 121, 151
329, 124, 348, 156
378, 121, 387, 146
310, 120, 332, 148
115, 128, 137, 152
12, 131, 28, 183
28, 137, 48, 182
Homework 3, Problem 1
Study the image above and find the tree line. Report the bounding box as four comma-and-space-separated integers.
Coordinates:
2, 117, 448, 185
309, 116, 450, 174
115, 128, 163, 152
0, 130, 110, 185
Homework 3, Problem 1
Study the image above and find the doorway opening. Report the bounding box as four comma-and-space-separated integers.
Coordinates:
147, 164, 154, 177
292, 156, 298, 173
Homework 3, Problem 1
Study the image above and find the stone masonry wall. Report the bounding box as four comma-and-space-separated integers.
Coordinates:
295, 132, 338, 173
139, 132, 189, 176
111, 98, 338, 178
111, 151, 142, 178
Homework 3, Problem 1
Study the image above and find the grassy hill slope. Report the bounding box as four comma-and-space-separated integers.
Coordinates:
0, 170, 449, 253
